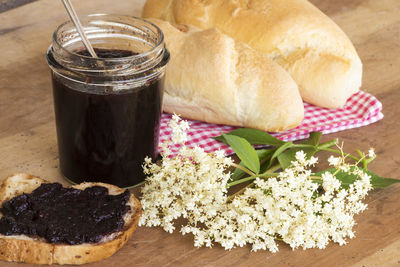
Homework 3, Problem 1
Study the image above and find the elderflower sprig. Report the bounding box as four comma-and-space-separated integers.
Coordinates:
139, 115, 399, 252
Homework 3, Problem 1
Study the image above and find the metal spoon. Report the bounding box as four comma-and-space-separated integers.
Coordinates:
61, 0, 98, 58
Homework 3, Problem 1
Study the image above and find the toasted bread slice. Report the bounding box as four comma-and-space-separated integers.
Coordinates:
0, 173, 142, 265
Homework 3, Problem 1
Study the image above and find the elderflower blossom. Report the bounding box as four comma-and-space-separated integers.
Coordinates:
368, 148, 375, 158
139, 115, 373, 252
328, 155, 341, 167
139, 115, 232, 233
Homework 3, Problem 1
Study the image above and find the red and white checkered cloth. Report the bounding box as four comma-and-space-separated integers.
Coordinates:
159, 91, 383, 156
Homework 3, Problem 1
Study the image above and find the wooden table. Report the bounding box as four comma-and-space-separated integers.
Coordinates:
1, 0, 399, 266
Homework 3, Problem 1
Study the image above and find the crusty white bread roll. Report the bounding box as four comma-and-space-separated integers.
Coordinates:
143, 0, 363, 108
0, 173, 142, 265
150, 19, 304, 132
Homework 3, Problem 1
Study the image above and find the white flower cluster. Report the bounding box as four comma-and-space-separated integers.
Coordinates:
140, 114, 232, 233
139, 115, 373, 252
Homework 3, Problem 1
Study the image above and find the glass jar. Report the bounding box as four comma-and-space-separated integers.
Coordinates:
46, 14, 169, 188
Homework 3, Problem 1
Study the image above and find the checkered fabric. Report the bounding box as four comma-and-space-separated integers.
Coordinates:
159, 91, 383, 156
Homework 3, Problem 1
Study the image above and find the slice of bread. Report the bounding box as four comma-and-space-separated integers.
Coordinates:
0, 173, 142, 265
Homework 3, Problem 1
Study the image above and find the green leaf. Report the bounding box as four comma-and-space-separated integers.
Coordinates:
314, 167, 400, 189
267, 142, 293, 169
276, 132, 321, 170
230, 149, 274, 181
223, 134, 260, 174
258, 149, 276, 173
304, 132, 322, 146
214, 128, 285, 146
277, 147, 318, 170
257, 149, 275, 163
277, 150, 297, 170
230, 161, 247, 181
370, 175, 400, 188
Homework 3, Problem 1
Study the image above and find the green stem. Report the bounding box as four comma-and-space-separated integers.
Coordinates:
230, 162, 255, 177
356, 150, 364, 159
363, 158, 374, 169
356, 150, 367, 169
262, 164, 281, 175
287, 139, 338, 150
318, 139, 339, 150
320, 147, 360, 161
310, 176, 323, 182
227, 176, 260, 188
294, 140, 363, 168
356, 149, 372, 170
227, 164, 280, 188
290, 144, 315, 149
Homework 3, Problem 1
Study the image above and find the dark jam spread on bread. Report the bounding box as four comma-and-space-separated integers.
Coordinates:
0, 183, 130, 245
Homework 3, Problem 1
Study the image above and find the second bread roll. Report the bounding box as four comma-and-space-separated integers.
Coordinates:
149, 19, 304, 132
143, 0, 363, 109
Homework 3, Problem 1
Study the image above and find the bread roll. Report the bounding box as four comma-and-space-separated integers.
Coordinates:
149, 19, 304, 132
0, 173, 142, 265
143, 0, 363, 108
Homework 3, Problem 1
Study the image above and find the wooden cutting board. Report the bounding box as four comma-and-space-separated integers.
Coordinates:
0, 0, 399, 266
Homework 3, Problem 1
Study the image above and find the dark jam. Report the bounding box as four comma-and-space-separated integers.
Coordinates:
77, 48, 135, 58
0, 183, 130, 245
52, 48, 163, 187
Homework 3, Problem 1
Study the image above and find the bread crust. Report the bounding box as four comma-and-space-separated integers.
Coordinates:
0, 173, 142, 265
149, 19, 304, 132
143, 0, 363, 108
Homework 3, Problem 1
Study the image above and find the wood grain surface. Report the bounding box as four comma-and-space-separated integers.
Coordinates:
0, 0, 399, 266
0, 0, 35, 13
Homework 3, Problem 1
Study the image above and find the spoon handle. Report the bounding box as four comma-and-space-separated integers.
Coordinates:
61, 0, 98, 58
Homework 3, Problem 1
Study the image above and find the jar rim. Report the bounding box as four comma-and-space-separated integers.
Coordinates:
52, 13, 165, 64
46, 13, 169, 88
